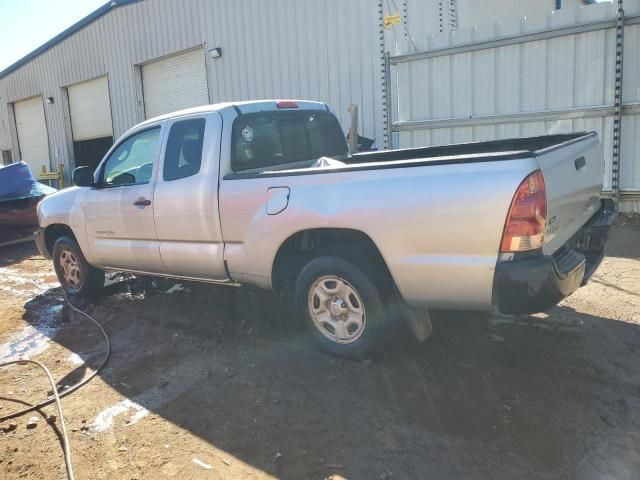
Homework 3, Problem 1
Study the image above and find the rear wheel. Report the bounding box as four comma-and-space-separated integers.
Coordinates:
295, 256, 390, 359
53, 236, 104, 299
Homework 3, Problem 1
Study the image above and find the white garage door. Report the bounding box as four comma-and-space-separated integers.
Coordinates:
68, 76, 113, 141
142, 49, 209, 119
14, 96, 49, 174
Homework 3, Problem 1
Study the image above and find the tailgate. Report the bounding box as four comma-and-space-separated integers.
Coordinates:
537, 132, 604, 255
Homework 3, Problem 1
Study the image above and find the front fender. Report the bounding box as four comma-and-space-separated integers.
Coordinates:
38, 187, 94, 263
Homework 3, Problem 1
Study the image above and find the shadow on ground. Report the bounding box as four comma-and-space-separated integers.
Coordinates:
0, 242, 37, 268
17, 271, 640, 479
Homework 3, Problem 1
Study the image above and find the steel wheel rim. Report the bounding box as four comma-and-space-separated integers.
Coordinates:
308, 275, 366, 344
59, 249, 82, 289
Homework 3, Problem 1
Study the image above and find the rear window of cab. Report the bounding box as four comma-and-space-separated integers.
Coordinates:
231, 110, 348, 173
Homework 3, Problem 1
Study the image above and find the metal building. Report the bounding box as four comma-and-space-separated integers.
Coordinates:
0, 0, 638, 210
0, 0, 386, 177
388, 0, 640, 211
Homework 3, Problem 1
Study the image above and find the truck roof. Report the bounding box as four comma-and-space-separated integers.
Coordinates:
136, 99, 330, 129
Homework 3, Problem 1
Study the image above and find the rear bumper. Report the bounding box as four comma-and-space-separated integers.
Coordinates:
494, 199, 616, 315
34, 227, 50, 259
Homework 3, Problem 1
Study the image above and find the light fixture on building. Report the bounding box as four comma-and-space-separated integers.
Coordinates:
209, 47, 222, 59
46, 96, 54, 104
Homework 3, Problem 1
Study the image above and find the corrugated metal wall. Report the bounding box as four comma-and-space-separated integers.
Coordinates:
390, 0, 640, 199
392, 0, 589, 50
3, 0, 638, 199
0, 0, 385, 175
456, 0, 585, 29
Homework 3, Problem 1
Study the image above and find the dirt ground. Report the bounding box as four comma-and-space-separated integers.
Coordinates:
0, 218, 639, 480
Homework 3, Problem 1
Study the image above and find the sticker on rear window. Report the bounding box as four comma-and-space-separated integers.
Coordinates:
241, 125, 254, 142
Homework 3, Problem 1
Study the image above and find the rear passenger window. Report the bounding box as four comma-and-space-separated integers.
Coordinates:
163, 118, 205, 181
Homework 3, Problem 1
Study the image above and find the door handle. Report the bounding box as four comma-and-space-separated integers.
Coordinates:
134, 198, 151, 207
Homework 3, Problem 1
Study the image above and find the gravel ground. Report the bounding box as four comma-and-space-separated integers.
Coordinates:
0, 217, 639, 480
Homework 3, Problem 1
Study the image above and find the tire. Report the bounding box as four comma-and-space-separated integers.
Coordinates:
295, 256, 391, 359
52, 236, 104, 299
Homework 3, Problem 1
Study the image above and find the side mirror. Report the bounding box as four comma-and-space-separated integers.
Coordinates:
73, 166, 95, 187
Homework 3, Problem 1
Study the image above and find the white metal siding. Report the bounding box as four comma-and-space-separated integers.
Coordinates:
68, 76, 113, 141
456, 0, 584, 30
141, 48, 209, 119
392, 0, 640, 195
2, 0, 635, 195
388, 0, 586, 54
14, 96, 49, 174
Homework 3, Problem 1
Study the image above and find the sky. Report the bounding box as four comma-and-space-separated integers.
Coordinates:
0, 0, 107, 71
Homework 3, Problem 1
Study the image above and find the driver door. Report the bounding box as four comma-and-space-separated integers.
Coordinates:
84, 125, 166, 273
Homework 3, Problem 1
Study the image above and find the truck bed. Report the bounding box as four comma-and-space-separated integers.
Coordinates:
224, 129, 603, 275
225, 133, 595, 179
349, 133, 594, 165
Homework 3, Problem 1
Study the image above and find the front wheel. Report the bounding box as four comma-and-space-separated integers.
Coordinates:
52, 236, 104, 299
295, 256, 391, 359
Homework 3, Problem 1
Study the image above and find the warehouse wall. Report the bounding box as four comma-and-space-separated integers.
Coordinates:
457, 0, 592, 29
390, 0, 640, 207
387, 0, 600, 57
0, 0, 385, 177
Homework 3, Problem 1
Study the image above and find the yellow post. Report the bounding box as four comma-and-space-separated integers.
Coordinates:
37, 164, 64, 189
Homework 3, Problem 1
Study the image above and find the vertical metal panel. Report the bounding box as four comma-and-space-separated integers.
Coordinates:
0, 0, 384, 177
623, 23, 640, 102
454, 0, 592, 30
621, 114, 640, 189
402, 0, 448, 54
394, 0, 640, 192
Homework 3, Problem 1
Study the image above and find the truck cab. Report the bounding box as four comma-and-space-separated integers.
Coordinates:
38, 100, 340, 284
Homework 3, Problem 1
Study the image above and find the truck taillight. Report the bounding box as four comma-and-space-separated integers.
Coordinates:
500, 170, 547, 253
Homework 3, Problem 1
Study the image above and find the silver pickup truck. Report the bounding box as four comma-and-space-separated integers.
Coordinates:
35, 100, 615, 358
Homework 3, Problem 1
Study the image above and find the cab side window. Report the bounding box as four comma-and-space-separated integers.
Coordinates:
163, 118, 205, 181
100, 127, 160, 187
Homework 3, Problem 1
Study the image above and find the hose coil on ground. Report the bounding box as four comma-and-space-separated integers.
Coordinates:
0, 295, 111, 480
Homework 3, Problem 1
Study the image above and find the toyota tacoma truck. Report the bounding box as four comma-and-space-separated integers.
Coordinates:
34, 100, 615, 358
